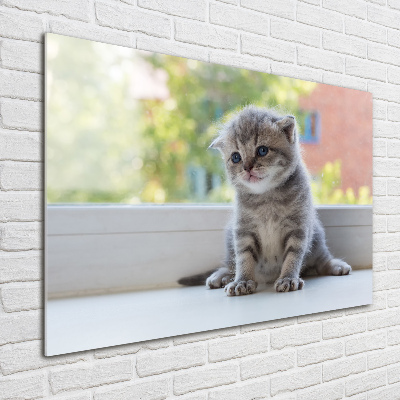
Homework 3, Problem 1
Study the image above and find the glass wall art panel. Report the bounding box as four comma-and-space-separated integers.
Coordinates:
45, 33, 372, 356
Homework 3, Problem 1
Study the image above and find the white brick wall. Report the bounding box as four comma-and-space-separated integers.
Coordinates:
0, 0, 399, 399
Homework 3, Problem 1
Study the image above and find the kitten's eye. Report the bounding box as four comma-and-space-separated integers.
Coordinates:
257, 146, 268, 157
231, 152, 241, 163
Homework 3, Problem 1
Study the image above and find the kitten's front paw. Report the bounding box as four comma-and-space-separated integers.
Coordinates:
275, 277, 304, 292
225, 280, 257, 296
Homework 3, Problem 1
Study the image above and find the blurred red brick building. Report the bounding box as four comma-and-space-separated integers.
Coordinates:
299, 84, 373, 193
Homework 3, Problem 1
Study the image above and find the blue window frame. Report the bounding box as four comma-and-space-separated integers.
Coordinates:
300, 111, 321, 144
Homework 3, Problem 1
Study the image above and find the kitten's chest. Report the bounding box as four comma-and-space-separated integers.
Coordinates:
258, 216, 283, 261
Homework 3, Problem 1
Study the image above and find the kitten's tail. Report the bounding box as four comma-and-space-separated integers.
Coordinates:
178, 269, 217, 286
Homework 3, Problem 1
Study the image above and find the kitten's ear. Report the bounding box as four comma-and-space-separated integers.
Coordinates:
208, 135, 224, 151
276, 115, 296, 144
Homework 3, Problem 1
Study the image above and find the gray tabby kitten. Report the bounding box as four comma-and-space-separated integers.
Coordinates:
180, 106, 351, 296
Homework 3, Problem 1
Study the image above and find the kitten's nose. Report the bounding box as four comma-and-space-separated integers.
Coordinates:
244, 163, 253, 172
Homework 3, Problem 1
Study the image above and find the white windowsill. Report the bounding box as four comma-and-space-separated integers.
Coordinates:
46, 269, 372, 356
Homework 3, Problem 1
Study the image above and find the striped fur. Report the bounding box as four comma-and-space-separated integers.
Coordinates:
181, 106, 351, 295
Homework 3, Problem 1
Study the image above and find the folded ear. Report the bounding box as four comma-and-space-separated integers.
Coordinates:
208, 135, 224, 151
276, 115, 296, 144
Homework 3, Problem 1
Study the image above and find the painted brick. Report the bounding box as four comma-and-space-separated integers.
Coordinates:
346, 330, 386, 356
94, 378, 168, 400
323, 0, 366, 19
388, 327, 400, 345
374, 271, 400, 291
0, 340, 87, 375
175, 20, 237, 50
50, 359, 133, 394
388, 178, 400, 195
388, 289, 400, 307
368, 309, 400, 330
208, 333, 268, 362
0, 39, 42, 73
374, 198, 400, 214
373, 233, 400, 252
0, 161, 42, 190
49, 20, 132, 48
323, 355, 366, 382
374, 120, 400, 139
136, 343, 206, 377
368, 384, 400, 400
270, 365, 321, 396
323, 31, 366, 58
1, 281, 42, 312
323, 315, 366, 339
388, 29, 400, 49
345, 368, 386, 396
138, 0, 206, 21
208, 379, 269, 400
389, 216, 400, 232
0, 372, 46, 400
368, 346, 400, 370
174, 363, 238, 395
297, 3, 343, 32
369, 43, 400, 68
1, 98, 42, 132
210, 50, 270, 73
345, 57, 386, 82
388, 0, 400, 10
368, 4, 400, 30
0, 222, 42, 251
96, 1, 170, 39
241, 35, 296, 63
241, 0, 295, 20
297, 381, 343, 400
297, 340, 343, 366
300, 0, 320, 4
373, 178, 386, 197
388, 254, 400, 271
0, 250, 41, 283
173, 327, 237, 345
272, 62, 323, 83
375, 160, 400, 177
240, 350, 295, 380
373, 215, 386, 233
373, 138, 386, 156
137, 36, 209, 62
298, 47, 344, 73
2, 0, 90, 22
369, 81, 400, 103
388, 66, 400, 85
345, 18, 386, 44
0, 310, 40, 346
0, 9, 44, 42
0, 130, 42, 161
388, 363, 400, 384
0, 69, 42, 101
0, 192, 42, 222
271, 19, 320, 48
270, 323, 322, 350
373, 101, 387, 121
388, 103, 400, 122
322, 72, 367, 91
210, 3, 269, 36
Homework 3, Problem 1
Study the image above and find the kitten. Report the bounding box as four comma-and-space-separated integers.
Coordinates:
179, 106, 351, 296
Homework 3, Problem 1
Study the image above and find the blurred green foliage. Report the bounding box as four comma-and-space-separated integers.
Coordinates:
311, 160, 372, 205
47, 35, 370, 206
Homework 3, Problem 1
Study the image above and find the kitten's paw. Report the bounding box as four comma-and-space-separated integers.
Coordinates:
275, 277, 304, 292
206, 268, 232, 289
325, 259, 352, 276
224, 280, 257, 296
